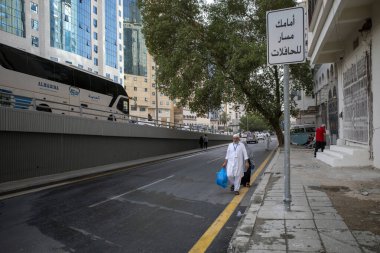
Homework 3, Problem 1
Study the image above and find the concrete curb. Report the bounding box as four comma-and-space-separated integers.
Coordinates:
0, 144, 228, 198
228, 148, 280, 253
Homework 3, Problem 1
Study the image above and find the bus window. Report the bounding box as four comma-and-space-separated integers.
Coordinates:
0, 89, 12, 107
91, 75, 107, 94
54, 63, 74, 85
74, 70, 91, 90
27, 54, 55, 81
305, 127, 316, 133
117, 97, 129, 114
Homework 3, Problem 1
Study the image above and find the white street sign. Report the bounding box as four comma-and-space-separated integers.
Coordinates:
267, 7, 305, 65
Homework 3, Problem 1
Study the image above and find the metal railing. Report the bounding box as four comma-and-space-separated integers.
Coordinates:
0, 90, 231, 135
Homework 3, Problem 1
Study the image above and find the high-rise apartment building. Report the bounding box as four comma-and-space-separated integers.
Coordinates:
0, 0, 124, 86
123, 0, 174, 124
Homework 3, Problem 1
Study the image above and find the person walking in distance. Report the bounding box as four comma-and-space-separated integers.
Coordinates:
199, 135, 204, 150
314, 124, 326, 157
221, 134, 250, 195
203, 134, 209, 150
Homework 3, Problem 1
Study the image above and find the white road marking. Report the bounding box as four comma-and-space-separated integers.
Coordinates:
170, 153, 202, 161
68, 226, 121, 247
89, 175, 175, 208
207, 157, 223, 164
119, 198, 205, 219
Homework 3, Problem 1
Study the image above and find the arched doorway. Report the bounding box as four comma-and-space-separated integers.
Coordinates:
328, 86, 339, 144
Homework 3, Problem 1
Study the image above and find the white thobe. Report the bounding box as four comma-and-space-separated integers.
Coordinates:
225, 142, 248, 178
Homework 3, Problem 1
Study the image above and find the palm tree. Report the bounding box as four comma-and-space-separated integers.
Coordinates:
219, 112, 230, 132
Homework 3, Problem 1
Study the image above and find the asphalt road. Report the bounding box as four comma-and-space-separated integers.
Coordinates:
0, 138, 277, 253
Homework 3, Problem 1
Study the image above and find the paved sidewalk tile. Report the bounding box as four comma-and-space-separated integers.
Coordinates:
315, 219, 349, 230
249, 219, 286, 251
319, 230, 361, 253
286, 220, 316, 230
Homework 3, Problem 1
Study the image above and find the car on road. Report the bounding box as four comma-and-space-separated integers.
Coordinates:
246, 132, 258, 144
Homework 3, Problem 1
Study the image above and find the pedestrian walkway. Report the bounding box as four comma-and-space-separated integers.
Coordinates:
229, 147, 380, 253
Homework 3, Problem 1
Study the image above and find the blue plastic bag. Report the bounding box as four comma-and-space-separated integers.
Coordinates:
216, 167, 228, 188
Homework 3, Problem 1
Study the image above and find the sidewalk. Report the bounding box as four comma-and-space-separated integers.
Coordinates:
229, 147, 380, 253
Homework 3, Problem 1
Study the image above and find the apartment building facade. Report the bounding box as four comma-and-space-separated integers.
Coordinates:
0, 0, 124, 85
307, 0, 380, 168
122, 0, 173, 124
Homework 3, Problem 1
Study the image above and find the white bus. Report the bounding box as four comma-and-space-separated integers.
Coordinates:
0, 43, 129, 121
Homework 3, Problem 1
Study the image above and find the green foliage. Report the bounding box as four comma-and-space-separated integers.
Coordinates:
239, 113, 271, 132
219, 111, 230, 129
139, 0, 314, 145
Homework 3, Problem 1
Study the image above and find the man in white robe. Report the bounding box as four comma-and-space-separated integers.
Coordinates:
221, 134, 249, 195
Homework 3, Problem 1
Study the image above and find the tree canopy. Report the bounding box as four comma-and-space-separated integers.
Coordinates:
240, 113, 272, 132
139, 0, 313, 145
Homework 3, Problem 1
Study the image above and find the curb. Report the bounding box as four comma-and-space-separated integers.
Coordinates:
0, 144, 228, 198
228, 148, 280, 253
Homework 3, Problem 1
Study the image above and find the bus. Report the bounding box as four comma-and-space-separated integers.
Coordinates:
0, 43, 129, 121
290, 124, 316, 145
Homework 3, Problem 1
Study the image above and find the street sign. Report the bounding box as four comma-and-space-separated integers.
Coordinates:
267, 7, 305, 65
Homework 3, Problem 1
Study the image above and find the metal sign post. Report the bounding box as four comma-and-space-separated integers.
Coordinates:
267, 6, 305, 209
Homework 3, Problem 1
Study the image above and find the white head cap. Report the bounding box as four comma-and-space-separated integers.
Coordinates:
233, 134, 239, 138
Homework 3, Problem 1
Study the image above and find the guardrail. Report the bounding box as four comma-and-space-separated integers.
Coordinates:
0, 90, 231, 135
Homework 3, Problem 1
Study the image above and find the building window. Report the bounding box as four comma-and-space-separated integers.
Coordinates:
31, 2, 38, 13
94, 58, 98, 66
144, 88, 148, 92
134, 87, 137, 91
114, 76, 118, 83
50, 0, 92, 58
105, 1, 117, 68
152, 84, 155, 88
144, 98, 148, 101
166, 101, 169, 105
94, 45, 98, 53
106, 73, 110, 78
0, 0, 26, 37
140, 107, 146, 112
31, 36, 39, 47
31, 19, 39, 31
94, 32, 98, 40
152, 101, 155, 105
119, 10, 121, 17
93, 6, 97, 14
78, 64, 83, 69
93, 19, 97, 27
160, 101, 163, 105
144, 78, 147, 83
131, 105, 137, 111
152, 92, 155, 96
119, 55, 122, 62
119, 67, 122, 73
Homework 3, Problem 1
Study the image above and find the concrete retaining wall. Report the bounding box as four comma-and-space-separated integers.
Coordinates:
0, 108, 230, 183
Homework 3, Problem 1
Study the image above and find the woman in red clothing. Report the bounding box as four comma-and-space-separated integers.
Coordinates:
314, 124, 326, 157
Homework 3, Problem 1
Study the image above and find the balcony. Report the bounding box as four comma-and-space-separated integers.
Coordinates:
308, 0, 374, 64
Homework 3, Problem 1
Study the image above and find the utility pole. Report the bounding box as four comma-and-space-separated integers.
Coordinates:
155, 66, 159, 126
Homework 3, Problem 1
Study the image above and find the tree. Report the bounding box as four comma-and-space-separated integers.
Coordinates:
240, 113, 271, 132
219, 111, 230, 131
139, 0, 313, 146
